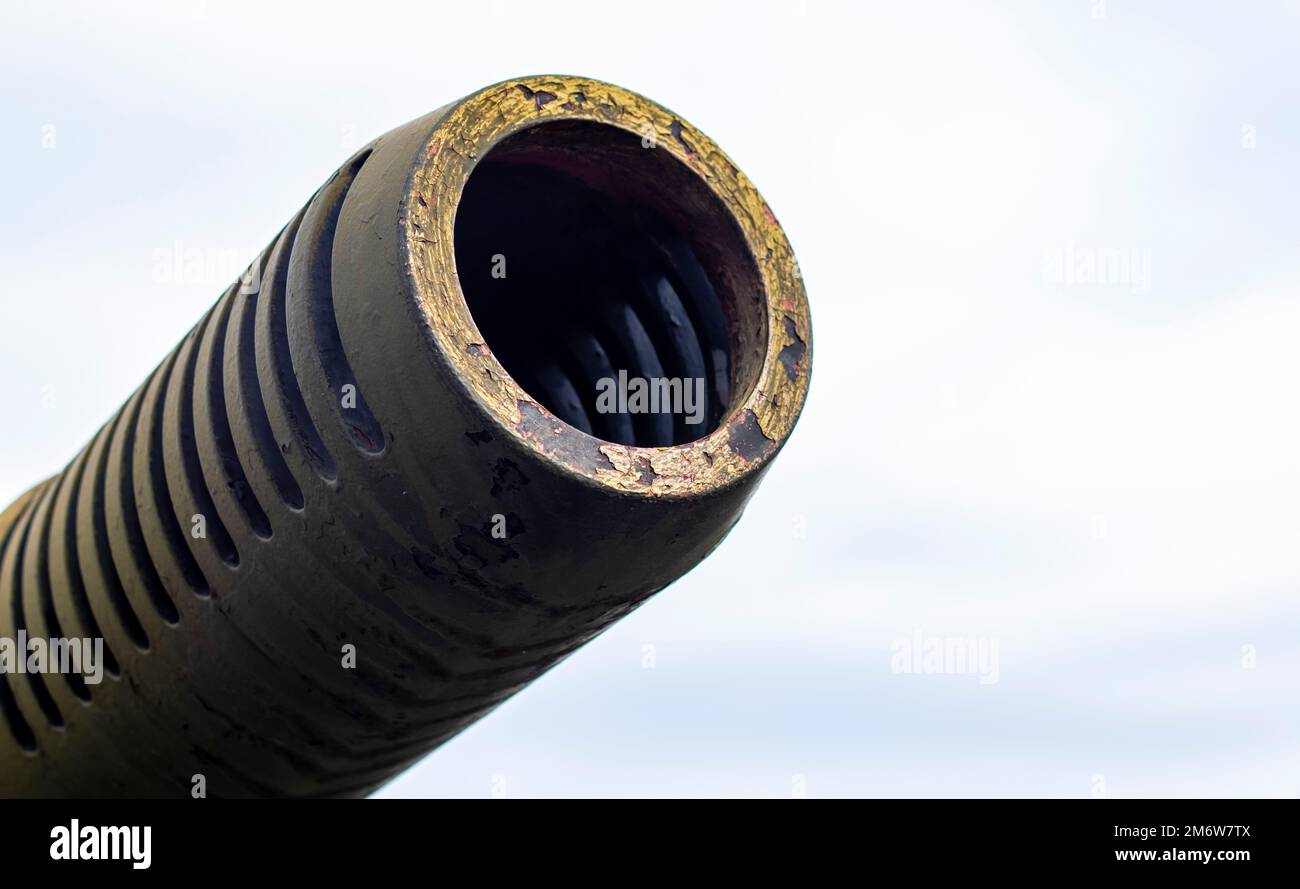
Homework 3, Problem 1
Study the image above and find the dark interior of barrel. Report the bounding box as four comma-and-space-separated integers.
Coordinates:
453, 120, 767, 447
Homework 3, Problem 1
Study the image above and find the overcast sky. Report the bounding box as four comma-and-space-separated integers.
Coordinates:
2, 1, 1298, 797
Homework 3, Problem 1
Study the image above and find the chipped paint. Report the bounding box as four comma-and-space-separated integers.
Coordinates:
405, 75, 812, 498
777, 316, 806, 381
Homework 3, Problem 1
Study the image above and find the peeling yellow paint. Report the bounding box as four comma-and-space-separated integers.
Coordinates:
406, 75, 812, 498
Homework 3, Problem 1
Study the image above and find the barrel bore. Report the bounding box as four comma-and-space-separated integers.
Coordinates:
0, 75, 812, 798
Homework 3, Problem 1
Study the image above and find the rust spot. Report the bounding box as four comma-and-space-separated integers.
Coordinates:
633, 457, 658, 484
728, 409, 774, 463
515, 400, 616, 474
516, 84, 558, 110
777, 316, 805, 381
670, 119, 696, 154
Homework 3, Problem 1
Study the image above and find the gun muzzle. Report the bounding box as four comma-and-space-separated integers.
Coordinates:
0, 75, 811, 797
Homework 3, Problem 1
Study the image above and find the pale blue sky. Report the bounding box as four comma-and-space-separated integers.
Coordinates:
2, 1, 1298, 797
